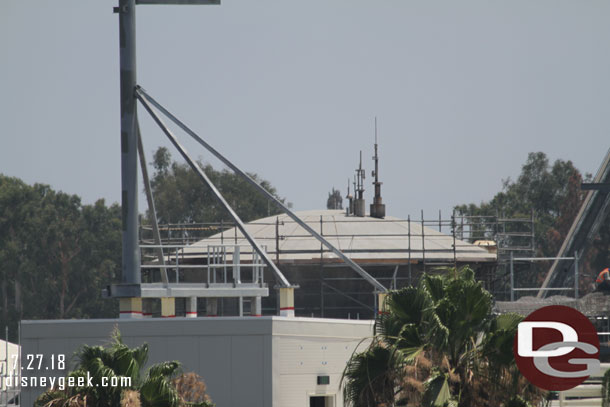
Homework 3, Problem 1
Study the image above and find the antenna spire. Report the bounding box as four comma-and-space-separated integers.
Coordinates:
353, 150, 366, 216
346, 178, 354, 215
370, 117, 385, 218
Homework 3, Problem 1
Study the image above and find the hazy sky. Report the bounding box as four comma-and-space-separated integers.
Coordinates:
1, 1, 608, 221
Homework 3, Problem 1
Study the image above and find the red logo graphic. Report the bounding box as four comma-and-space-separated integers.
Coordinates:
513, 305, 600, 391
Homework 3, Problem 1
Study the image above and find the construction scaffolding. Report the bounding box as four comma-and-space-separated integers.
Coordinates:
454, 210, 536, 300
140, 210, 534, 317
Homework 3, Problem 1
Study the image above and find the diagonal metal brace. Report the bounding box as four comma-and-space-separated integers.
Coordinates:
136, 115, 168, 286
136, 91, 292, 288
135, 86, 387, 293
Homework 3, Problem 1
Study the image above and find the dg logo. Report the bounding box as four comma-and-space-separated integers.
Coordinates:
513, 305, 600, 391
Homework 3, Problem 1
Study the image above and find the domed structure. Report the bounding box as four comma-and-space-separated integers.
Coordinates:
177, 209, 495, 318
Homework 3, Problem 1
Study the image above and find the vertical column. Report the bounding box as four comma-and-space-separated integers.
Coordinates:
120, 298, 142, 319
279, 287, 295, 317
377, 292, 388, 316
251, 296, 262, 317
119, 0, 141, 285
142, 298, 153, 318
186, 296, 198, 318
206, 298, 218, 317
161, 297, 175, 318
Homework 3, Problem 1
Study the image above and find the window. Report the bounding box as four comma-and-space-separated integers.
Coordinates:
309, 395, 334, 407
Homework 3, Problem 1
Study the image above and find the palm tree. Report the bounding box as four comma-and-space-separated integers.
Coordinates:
35, 327, 212, 407
342, 267, 543, 407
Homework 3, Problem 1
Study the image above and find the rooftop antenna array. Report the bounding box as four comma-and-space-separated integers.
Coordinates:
370, 117, 386, 218
354, 151, 366, 217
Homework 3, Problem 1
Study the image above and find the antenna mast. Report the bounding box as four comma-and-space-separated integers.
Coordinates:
370, 117, 386, 218
345, 178, 354, 215
354, 150, 366, 216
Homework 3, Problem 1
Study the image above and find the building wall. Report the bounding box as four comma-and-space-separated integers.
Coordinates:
20, 317, 373, 407
271, 318, 373, 407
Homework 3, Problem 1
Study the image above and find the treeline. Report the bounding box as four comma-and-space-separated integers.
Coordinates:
0, 175, 121, 340
455, 152, 610, 291
149, 147, 287, 225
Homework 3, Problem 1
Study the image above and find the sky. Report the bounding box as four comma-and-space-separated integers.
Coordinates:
1, 1, 609, 221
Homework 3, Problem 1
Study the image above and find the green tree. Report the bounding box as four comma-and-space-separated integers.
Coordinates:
0, 176, 39, 332
452, 152, 610, 293
326, 188, 343, 210
342, 267, 542, 407
455, 152, 585, 257
35, 328, 213, 407
0, 175, 121, 340
150, 147, 287, 225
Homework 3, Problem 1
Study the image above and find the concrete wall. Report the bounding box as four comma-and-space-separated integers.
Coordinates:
20, 317, 373, 407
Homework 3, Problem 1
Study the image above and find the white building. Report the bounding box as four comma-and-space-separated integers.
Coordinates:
20, 317, 373, 407
0, 339, 20, 406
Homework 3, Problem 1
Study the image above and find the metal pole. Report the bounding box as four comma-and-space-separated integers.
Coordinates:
510, 252, 515, 302
421, 210, 425, 273
136, 88, 387, 292
275, 217, 280, 265
392, 265, 399, 289
574, 251, 579, 299
408, 215, 412, 285
118, 0, 141, 284
320, 215, 324, 317
452, 210, 457, 269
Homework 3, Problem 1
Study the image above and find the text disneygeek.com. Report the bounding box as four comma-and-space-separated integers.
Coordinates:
2, 373, 132, 390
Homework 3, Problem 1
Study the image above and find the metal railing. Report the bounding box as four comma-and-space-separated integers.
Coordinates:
509, 252, 580, 301
140, 243, 267, 287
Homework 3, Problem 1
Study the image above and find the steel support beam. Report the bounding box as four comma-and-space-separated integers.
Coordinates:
136, 92, 292, 288
136, 117, 168, 285
118, 0, 141, 284
135, 87, 388, 293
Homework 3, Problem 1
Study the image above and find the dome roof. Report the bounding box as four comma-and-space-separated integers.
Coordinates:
182, 209, 495, 264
